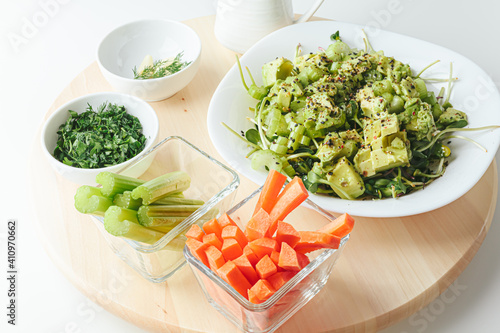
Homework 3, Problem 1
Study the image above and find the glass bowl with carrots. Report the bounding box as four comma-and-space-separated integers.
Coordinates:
184, 170, 353, 333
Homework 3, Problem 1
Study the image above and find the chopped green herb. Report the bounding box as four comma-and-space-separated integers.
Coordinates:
133, 52, 191, 80
330, 31, 341, 41
53, 102, 147, 169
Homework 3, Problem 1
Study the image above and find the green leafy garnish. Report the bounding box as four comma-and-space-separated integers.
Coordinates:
53, 103, 147, 169
330, 31, 341, 41
133, 52, 191, 80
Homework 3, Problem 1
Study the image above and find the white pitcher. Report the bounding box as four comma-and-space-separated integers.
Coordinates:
214, 0, 325, 53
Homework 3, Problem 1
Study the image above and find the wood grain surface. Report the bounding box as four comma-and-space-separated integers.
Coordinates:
30, 15, 498, 333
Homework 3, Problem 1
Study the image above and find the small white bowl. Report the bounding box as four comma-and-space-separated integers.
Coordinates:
41, 92, 159, 185
97, 19, 202, 102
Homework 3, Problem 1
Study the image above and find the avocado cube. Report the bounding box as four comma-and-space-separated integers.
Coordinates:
354, 148, 376, 177
370, 145, 409, 173
262, 57, 294, 87
326, 157, 365, 199
380, 113, 399, 137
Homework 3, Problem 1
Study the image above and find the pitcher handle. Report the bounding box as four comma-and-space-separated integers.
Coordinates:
293, 0, 325, 24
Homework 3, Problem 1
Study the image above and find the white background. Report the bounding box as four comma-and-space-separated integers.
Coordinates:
1, 0, 500, 332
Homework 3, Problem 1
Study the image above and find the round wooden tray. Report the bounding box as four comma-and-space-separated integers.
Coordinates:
31, 16, 497, 333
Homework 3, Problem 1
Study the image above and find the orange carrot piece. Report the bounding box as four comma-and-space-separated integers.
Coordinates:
248, 288, 262, 304
222, 225, 248, 248
268, 177, 309, 236
248, 237, 278, 259
245, 208, 273, 241
221, 238, 243, 261
203, 218, 223, 239
297, 252, 310, 269
275, 221, 301, 248
270, 250, 281, 268
267, 271, 296, 291
243, 245, 259, 266
186, 238, 209, 267
186, 224, 205, 242
217, 260, 252, 299
253, 169, 287, 215
249, 279, 276, 303
316, 213, 355, 238
293, 231, 341, 254
202, 232, 223, 251
278, 242, 301, 271
218, 213, 238, 229
255, 255, 278, 279
233, 254, 259, 285
205, 245, 226, 271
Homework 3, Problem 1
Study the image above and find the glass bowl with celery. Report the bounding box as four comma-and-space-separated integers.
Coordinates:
73, 136, 239, 282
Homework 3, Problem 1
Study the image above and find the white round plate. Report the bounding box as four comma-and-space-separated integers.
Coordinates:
207, 20, 500, 218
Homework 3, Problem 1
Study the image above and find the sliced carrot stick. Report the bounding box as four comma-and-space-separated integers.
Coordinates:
222, 225, 248, 248
248, 237, 278, 259
205, 245, 226, 271
249, 279, 276, 303
202, 233, 223, 251
253, 169, 287, 215
217, 213, 238, 229
255, 255, 278, 279
245, 208, 272, 241
186, 238, 209, 267
186, 224, 205, 242
268, 177, 309, 236
243, 245, 259, 266
316, 213, 355, 238
203, 218, 223, 239
293, 231, 341, 254
221, 238, 243, 261
233, 254, 259, 285
267, 271, 296, 291
275, 221, 300, 248
278, 242, 301, 271
217, 260, 252, 299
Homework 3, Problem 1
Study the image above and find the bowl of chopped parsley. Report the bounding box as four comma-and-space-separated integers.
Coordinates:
41, 92, 159, 184
97, 19, 202, 101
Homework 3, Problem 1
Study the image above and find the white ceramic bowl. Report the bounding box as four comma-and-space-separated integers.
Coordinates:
41, 92, 159, 185
97, 19, 202, 102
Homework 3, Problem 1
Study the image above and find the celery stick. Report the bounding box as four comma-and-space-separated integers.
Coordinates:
152, 197, 204, 206
96, 172, 145, 197
113, 191, 143, 210
131, 171, 191, 205
104, 206, 165, 245
74, 185, 113, 216
137, 205, 202, 227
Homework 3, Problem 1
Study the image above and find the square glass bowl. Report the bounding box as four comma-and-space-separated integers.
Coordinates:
184, 187, 350, 333
92, 136, 239, 282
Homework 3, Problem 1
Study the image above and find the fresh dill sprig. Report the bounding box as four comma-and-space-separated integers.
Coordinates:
133, 52, 191, 80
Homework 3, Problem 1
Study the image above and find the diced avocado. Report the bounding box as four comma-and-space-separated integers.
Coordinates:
437, 108, 468, 127
356, 86, 387, 118
304, 92, 346, 131
339, 129, 363, 144
362, 118, 381, 145
326, 157, 365, 199
304, 75, 337, 97
380, 113, 399, 138
400, 77, 418, 98
354, 147, 376, 177
370, 134, 410, 173
268, 76, 305, 110
262, 57, 294, 87
316, 133, 343, 164
290, 97, 306, 112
